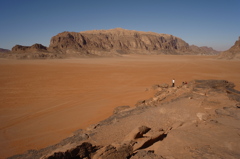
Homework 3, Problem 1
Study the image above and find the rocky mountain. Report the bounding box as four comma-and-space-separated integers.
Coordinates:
189, 45, 220, 55
9, 80, 240, 159
11, 43, 47, 53
2, 44, 63, 59
0, 48, 10, 53
8, 28, 220, 58
48, 28, 190, 56
218, 37, 240, 59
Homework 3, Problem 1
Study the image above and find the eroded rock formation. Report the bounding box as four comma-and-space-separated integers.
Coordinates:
48, 28, 190, 55
5, 28, 222, 58
12, 43, 47, 53
7, 44, 65, 59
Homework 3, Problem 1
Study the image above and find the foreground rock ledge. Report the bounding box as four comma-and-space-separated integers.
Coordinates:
8, 80, 240, 159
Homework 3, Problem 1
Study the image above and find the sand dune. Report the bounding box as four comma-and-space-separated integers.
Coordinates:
0, 55, 240, 158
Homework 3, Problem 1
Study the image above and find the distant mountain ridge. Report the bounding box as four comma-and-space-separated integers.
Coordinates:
189, 45, 220, 55
0, 48, 10, 53
12, 44, 47, 53
4, 28, 220, 58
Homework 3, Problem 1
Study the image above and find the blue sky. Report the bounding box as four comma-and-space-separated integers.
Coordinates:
0, 0, 239, 51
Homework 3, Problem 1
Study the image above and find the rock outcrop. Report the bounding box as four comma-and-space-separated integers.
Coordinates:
12, 43, 47, 53
4, 28, 221, 58
48, 28, 191, 56
218, 36, 240, 59
3, 44, 65, 59
46, 142, 99, 159
8, 80, 240, 159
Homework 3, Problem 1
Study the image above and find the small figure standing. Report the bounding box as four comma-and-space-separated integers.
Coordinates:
172, 78, 175, 87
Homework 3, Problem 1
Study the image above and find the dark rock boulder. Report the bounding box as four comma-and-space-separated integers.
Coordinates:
46, 142, 99, 159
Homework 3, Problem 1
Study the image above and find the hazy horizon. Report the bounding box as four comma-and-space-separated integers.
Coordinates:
0, 0, 239, 51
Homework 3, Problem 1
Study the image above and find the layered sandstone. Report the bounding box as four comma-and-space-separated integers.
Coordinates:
48, 28, 190, 56
218, 37, 240, 59
8, 28, 221, 58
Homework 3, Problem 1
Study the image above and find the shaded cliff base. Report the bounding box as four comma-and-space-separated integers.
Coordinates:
0, 48, 218, 60
0, 48, 99, 59
9, 80, 240, 159
0, 50, 218, 60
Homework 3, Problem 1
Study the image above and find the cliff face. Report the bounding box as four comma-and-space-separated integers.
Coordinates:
9, 28, 220, 57
48, 28, 190, 55
218, 37, 240, 59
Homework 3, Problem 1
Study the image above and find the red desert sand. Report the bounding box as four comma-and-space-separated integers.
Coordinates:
0, 55, 240, 158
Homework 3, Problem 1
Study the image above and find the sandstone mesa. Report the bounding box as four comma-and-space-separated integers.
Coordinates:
1, 28, 225, 59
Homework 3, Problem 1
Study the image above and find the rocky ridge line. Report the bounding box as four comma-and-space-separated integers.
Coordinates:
1, 28, 221, 59
48, 28, 190, 56
0, 48, 10, 53
189, 45, 220, 55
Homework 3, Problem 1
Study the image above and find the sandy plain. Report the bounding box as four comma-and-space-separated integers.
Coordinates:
0, 55, 240, 158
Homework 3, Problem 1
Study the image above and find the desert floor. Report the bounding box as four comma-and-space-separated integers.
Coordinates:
0, 55, 240, 158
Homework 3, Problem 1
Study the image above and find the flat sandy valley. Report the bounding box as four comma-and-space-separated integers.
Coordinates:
0, 55, 240, 158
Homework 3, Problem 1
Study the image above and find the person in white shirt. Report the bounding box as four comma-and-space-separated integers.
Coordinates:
172, 78, 175, 87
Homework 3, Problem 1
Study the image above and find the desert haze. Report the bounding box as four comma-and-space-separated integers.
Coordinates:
0, 55, 240, 158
